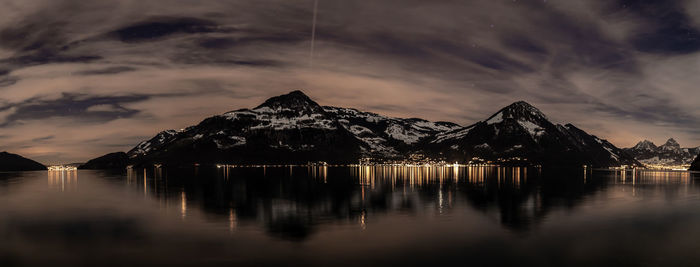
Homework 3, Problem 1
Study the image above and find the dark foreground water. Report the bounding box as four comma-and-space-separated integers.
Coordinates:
1, 166, 700, 266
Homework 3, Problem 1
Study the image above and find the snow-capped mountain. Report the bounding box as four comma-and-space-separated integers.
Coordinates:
125, 90, 460, 166
126, 91, 359, 165
425, 101, 640, 166
86, 90, 639, 168
632, 140, 657, 152
324, 106, 460, 157
623, 138, 700, 166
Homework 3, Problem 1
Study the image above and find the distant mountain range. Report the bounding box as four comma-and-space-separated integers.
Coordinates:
80, 90, 641, 169
623, 139, 700, 167
0, 151, 46, 171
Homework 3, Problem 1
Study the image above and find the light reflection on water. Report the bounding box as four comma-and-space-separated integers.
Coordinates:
47, 169, 78, 192
0, 167, 699, 266
609, 169, 693, 184
347, 165, 530, 189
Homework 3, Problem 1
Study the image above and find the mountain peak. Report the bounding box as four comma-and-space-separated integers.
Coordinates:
633, 140, 657, 151
663, 138, 680, 148
638, 139, 655, 146
254, 90, 322, 112
510, 100, 534, 107
503, 101, 545, 117
287, 90, 309, 97
486, 101, 547, 124
626, 137, 697, 166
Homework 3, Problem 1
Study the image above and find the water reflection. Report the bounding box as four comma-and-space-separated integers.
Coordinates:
116, 166, 608, 239
47, 169, 78, 192
116, 166, 700, 242
1, 168, 700, 266
609, 169, 692, 185
350, 165, 529, 189
0, 172, 24, 187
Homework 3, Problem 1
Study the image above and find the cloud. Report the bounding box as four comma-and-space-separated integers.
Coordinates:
75, 66, 136, 75
108, 17, 224, 43
85, 104, 126, 113
31, 135, 54, 142
0, 93, 147, 126
0, 75, 18, 87
604, 0, 700, 55
0, 107, 17, 125
0, 0, 698, 163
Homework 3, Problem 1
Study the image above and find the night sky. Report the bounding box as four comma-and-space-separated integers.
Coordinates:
1, 0, 699, 164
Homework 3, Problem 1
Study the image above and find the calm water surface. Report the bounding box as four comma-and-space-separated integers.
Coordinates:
1, 166, 700, 266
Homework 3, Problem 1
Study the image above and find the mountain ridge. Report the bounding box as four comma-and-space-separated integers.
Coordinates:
422, 101, 639, 167
78, 152, 129, 170
84, 90, 640, 168
0, 151, 47, 171
623, 138, 700, 167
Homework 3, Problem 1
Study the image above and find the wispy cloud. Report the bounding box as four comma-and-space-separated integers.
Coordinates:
0, 0, 698, 163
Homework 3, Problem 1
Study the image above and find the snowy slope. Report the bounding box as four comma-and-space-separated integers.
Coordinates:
425, 101, 640, 167
126, 91, 459, 165
324, 106, 460, 156
114, 92, 639, 167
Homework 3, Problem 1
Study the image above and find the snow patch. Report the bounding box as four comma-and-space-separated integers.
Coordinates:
432, 126, 474, 143
475, 143, 490, 149
602, 145, 619, 161
229, 136, 246, 144
385, 124, 426, 144
505, 144, 523, 152
412, 120, 460, 132
359, 136, 398, 156
349, 125, 373, 136
224, 108, 337, 131
517, 120, 545, 139
486, 112, 503, 124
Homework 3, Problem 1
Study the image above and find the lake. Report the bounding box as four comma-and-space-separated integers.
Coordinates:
1, 166, 700, 266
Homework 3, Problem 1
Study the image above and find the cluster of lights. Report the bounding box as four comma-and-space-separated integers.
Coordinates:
212, 162, 510, 169
216, 163, 326, 168
359, 154, 452, 166
608, 164, 688, 171
641, 164, 691, 171
48, 165, 77, 171
357, 155, 534, 168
